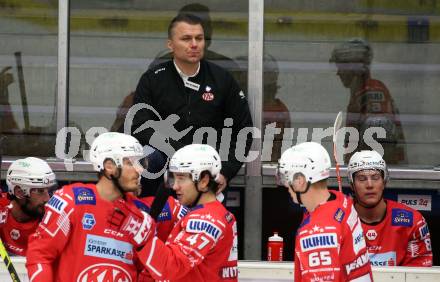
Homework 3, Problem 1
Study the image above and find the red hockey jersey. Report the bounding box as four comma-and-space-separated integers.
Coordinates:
0, 192, 9, 207
137, 196, 187, 242
0, 201, 39, 256
26, 183, 145, 282
294, 191, 373, 282
137, 200, 238, 282
345, 77, 406, 164
361, 200, 432, 267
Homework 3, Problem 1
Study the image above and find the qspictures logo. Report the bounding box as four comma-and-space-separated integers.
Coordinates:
55, 103, 387, 178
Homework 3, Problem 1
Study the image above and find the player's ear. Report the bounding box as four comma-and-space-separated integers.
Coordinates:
197, 173, 210, 192
292, 173, 308, 192
167, 39, 173, 52
13, 186, 25, 199
103, 159, 118, 177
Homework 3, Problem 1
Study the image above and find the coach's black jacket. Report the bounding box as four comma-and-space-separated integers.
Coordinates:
132, 59, 253, 181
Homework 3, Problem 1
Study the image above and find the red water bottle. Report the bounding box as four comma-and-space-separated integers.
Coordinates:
267, 232, 284, 261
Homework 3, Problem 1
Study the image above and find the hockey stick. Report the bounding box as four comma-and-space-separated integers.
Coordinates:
0, 239, 21, 282
0, 145, 21, 282
333, 111, 343, 192
14, 52, 30, 131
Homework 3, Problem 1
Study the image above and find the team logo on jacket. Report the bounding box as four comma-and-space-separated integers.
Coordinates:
85, 234, 134, 264
225, 212, 234, 223
369, 251, 396, 266
77, 263, 132, 282
82, 213, 96, 230
178, 206, 188, 219
345, 252, 369, 275
352, 223, 366, 255
202, 86, 214, 101
10, 229, 20, 240
220, 266, 238, 279
73, 187, 96, 205
300, 233, 337, 252
157, 202, 172, 222
419, 223, 430, 239
47, 195, 68, 214
186, 219, 222, 241
366, 229, 377, 241
391, 209, 413, 227
333, 208, 345, 223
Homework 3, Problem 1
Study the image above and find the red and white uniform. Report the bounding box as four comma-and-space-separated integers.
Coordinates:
26, 183, 145, 282
0, 200, 39, 256
137, 196, 187, 242
137, 200, 238, 282
361, 200, 432, 267
294, 191, 372, 282
0, 192, 9, 207
346, 77, 406, 164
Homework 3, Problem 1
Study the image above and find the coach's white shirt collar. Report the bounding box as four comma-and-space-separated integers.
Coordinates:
174, 60, 200, 81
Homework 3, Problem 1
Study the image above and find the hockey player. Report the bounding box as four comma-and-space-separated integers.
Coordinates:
277, 142, 373, 281
26, 132, 154, 281
108, 144, 238, 281
0, 157, 55, 256
330, 38, 406, 164
348, 150, 432, 267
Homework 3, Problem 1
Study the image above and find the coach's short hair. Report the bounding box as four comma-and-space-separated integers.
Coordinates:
168, 13, 204, 39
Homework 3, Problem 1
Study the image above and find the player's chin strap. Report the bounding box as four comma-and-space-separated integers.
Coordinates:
290, 181, 311, 206
189, 174, 221, 208
108, 167, 127, 199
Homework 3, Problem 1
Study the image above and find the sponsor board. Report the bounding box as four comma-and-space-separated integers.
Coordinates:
398, 194, 431, 211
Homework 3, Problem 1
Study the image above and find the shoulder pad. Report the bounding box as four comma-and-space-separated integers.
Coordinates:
133, 199, 150, 213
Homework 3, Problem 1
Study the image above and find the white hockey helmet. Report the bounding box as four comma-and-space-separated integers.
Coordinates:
348, 150, 388, 183
6, 157, 56, 197
168, 144, 221, 182
89, 132, 144, 172
277, 142, 331, 187
330, 38, 372, 65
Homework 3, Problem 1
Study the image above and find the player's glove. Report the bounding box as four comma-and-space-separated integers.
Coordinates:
108, 198, 155, 249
